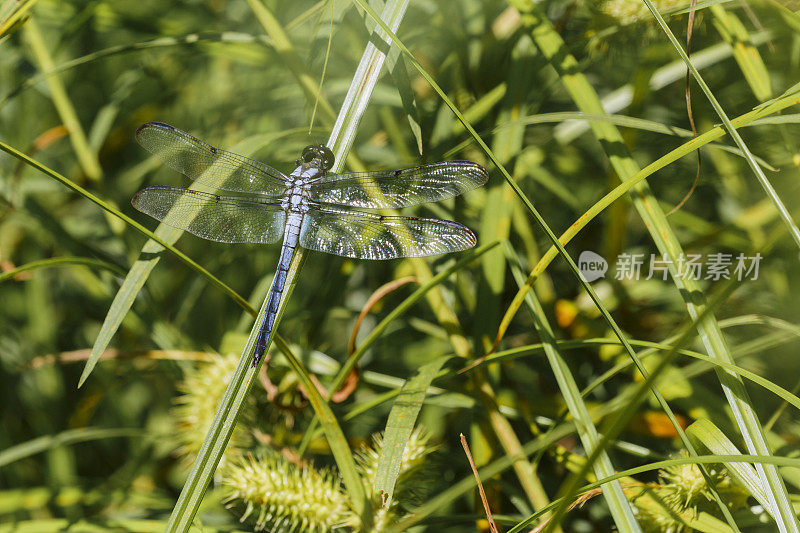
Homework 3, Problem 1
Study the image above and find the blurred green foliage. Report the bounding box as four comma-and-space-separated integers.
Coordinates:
3, 0, 800, 531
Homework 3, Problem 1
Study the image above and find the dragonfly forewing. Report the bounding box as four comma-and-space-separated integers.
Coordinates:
298, 206, 477, 259
132, 122, 488, 367
132, 186, 286, 244
136, 122, 289, 196
308, 160, 488, 209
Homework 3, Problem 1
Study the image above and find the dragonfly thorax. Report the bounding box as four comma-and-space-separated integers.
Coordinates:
281, 186, 311, 214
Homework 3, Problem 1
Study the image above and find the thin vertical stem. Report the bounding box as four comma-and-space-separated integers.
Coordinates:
164, 2, 411, 530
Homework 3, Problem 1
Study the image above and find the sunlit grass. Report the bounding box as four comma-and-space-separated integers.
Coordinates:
2, 0, 800, 531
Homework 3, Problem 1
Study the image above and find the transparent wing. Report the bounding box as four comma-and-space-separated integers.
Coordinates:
299, 207, 476, 259
136, 122, 288, 195
132, 186, 285, 244
308, 161, 488, 208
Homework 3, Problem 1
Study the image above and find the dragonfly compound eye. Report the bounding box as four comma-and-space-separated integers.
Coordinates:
301, 145, 335, 171
301, 146, 316, 163
319, 146, 335, 171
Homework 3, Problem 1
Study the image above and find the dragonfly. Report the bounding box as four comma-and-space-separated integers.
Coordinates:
132, 122, 488, 365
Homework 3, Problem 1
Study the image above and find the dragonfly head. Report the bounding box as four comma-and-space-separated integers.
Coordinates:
299, 144, 335, 172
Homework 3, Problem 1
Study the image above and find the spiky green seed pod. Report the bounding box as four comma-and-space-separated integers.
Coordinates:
222, 453, 358, 532
369, 506, 395, 533
659, 457, 749, 512
632, 492, 687, 533
356, 428, 435, 532
631, 453, 750, 531
659, 460, 710, 511
356, 428, 433, 488
172, 352, 253, 465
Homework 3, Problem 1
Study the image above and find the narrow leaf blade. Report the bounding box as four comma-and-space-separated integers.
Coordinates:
374, 355, 451, 505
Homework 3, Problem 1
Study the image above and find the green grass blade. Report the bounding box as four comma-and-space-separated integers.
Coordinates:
388, 54, 423, 154
165, 2, 410, 530
666, 0, 736, 15
0, 519, 198, 533
0, 0, 36, 39
450, 83, 508, 138
274, 314, 368, 514
83, 238, 182, 386
510, 453, 800, 533
164, 250, 310, 533
374, 355, 451, 506
245, 0, 337, 123
688, 419, 772, 511
475, 185, 512, 349
449, 111, 779, 170
1, 32, 273, 106
0, 428, 141, 468
473, 39, 531, 350
0, 256, 124, 283
23, 19, 102, 181
643, 2, 800, 527
709, 3, 772, 101
477, 337, 800, 420
0, 138, 256, 386
506, 243, 640, 532
644, 0, 799, 250
767, 0, 800, 33
495, 89, 800, 344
